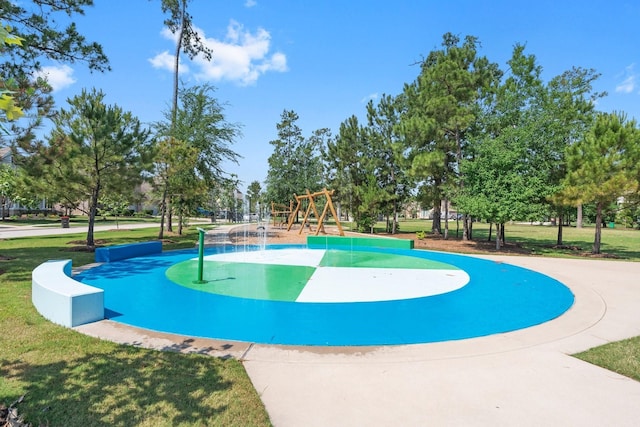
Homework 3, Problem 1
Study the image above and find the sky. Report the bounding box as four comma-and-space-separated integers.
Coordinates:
32, 0, 640, 193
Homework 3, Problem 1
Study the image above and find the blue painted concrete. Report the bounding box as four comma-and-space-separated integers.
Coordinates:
76, 245, 574, 346
95, 240, 162, 263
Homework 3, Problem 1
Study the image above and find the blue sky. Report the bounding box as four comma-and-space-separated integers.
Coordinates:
35, 0, 640, 193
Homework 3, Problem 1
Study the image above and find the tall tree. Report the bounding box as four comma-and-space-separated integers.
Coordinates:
154, 136, 202, 238
325, 115, 381, 232
158, 0, 212, 130
458, 45, 549, 247
401, 33, 501, 239
459, 131, 546, 249
303, 127, 330, 192
561, 112, 640, 254
23, 88, 152, 249
247, 180, 262, 215
266, 110, 323, 204
543, 67, 603, 244
154, 83, 240, 233
366, 94, 411, 234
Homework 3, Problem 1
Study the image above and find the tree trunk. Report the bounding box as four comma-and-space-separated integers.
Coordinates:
176, 199, 184, 235
171, 3, 185, 129
167, 198, 173, 232
487, 222, 492, 242
462, 214, 471, 240
443, 198, 449, 240
87, 184, 100, 250
495, 223, 501, 250
576, 204, 583, 228
432, 202, 442, 235
556, 209, 564, 246
392, 201, 398, 234
158, 186, 167, 239
455, 126, 470, 241
593, 202, 603, 254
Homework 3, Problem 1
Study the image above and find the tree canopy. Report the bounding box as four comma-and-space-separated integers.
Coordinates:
153, 83, 240, 235
266, 110, 324, 205
560, 112, 640, 253
0, 1, 108, 147
22, 88, 151, 248
401, 33, 501, 238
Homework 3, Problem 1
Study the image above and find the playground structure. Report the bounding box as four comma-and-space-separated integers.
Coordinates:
286, 188, 344, 236
271, 189, 344, 236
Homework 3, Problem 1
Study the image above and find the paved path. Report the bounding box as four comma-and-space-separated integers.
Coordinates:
0, 219, 213, 239
43, 227, 640, 426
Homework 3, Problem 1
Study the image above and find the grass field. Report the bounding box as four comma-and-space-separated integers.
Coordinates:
362, 219, 640, 260
1, 218, 639, 425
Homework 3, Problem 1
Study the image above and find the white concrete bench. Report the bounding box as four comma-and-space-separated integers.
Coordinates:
32, 259, 104, 327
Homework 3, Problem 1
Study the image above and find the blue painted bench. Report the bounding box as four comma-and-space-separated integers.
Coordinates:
95, 240, 162, 263
32, 259, 104, 327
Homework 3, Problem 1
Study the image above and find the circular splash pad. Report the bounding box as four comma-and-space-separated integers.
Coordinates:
166, 248, 470, 302
76, 244, 574, 346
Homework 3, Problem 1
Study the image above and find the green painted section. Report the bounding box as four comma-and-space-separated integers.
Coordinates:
319, 250, 459, 270
166, 260, 314, 301
307, 235, 414, 250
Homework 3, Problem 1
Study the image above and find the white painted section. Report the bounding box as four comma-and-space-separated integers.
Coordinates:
202, 248, 326, 267
32, 259, 104, 327
296, 267, 470, 303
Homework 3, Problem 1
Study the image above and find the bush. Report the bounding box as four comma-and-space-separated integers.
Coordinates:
356, 213, 375, 233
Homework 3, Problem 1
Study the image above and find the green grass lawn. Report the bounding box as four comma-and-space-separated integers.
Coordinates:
574, 337, 640, 382
0, 226, 271, 427
360, 219, 640, 260
0, 215, 168, 230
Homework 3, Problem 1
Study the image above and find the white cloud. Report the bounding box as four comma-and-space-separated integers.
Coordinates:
245, 0, 257, 7
615, 64, 637, 94
361, 93, 379, 103
33, 65, 76, 92
148, 50, 190, 74
150, 20, 287, 86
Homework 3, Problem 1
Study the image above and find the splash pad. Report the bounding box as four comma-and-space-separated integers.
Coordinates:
74, 235, 574, 346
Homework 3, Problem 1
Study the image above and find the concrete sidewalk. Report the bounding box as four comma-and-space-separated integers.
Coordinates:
73, 254, 640, 426
0, 219, 213, 239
